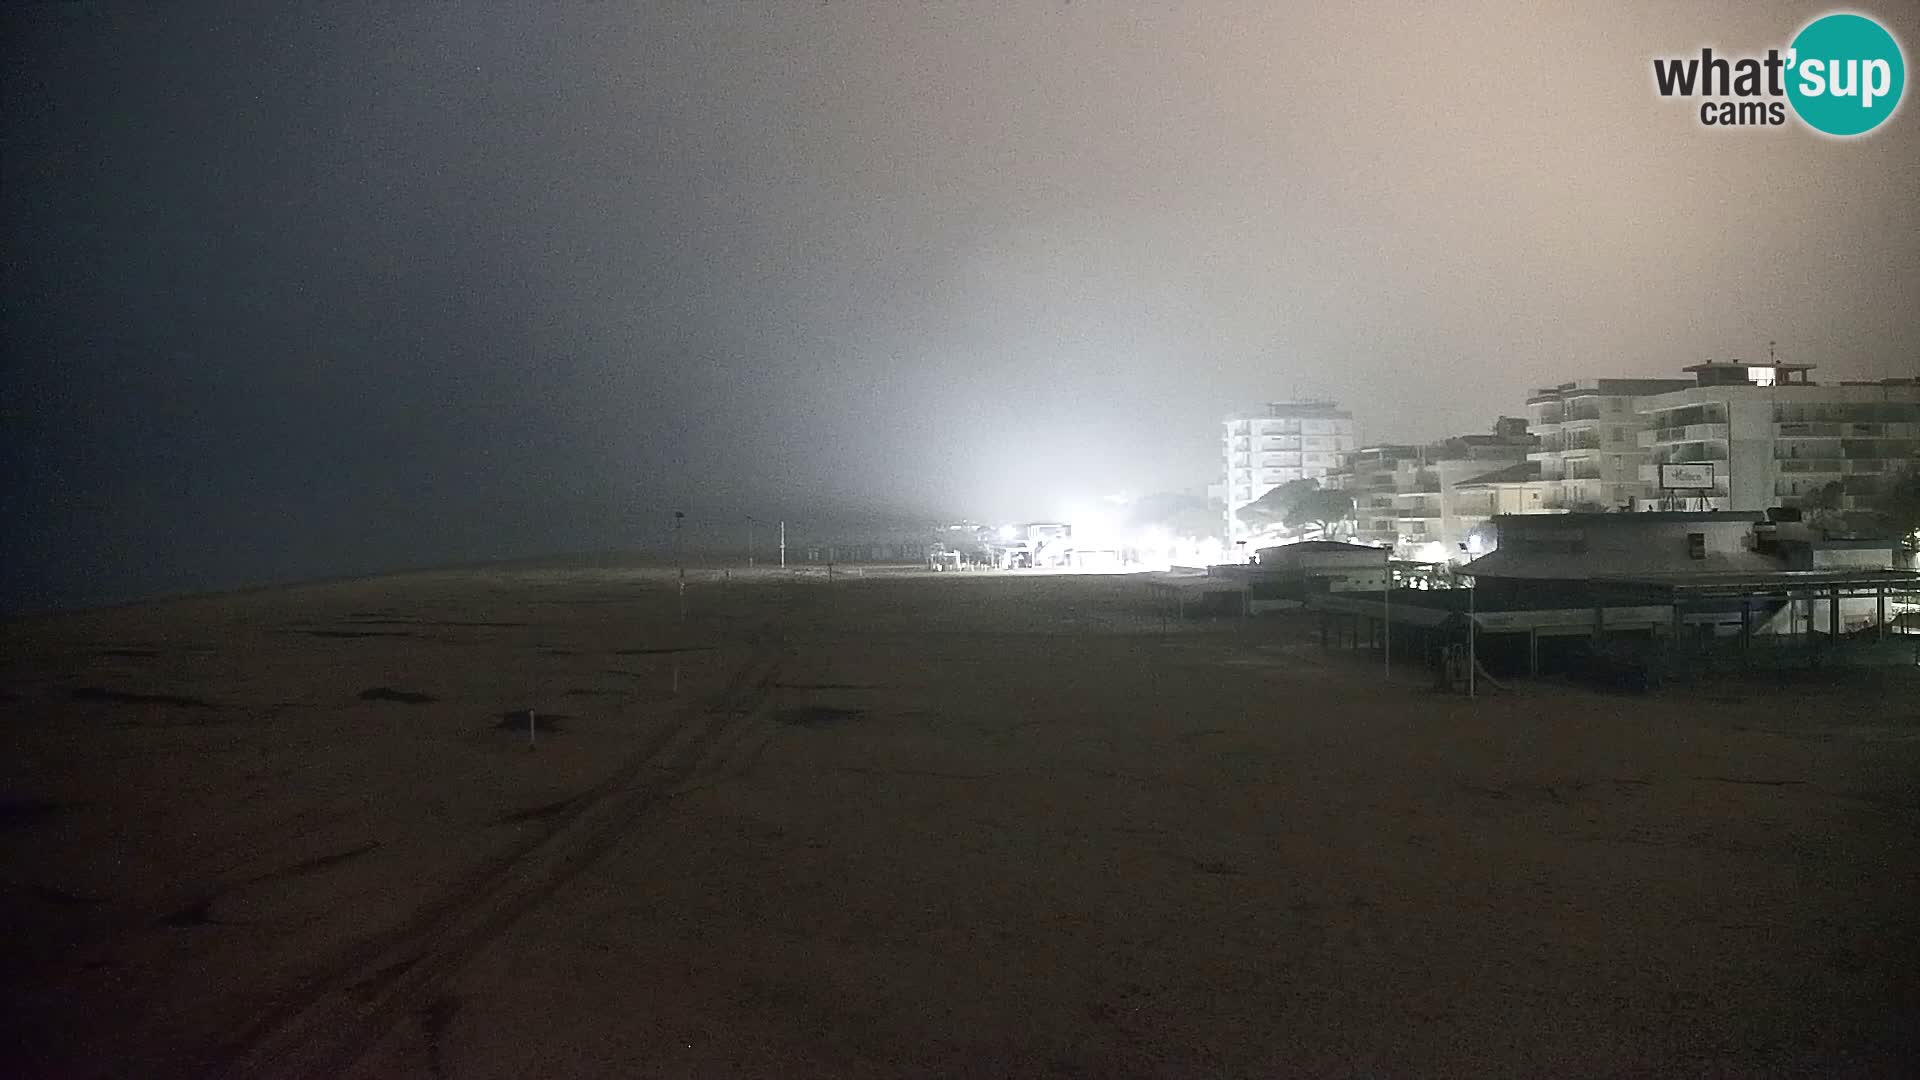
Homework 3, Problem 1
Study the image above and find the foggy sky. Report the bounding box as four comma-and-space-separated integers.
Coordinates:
5, 2, 1918, 610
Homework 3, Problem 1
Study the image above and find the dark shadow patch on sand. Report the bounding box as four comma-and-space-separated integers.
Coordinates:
300, 629, 417, 639
496, 710, 568, 732
0, 797, 62, 827
1462, 782, 1566, 805
249, 841, 381, 884
837, 765, 987, 781
359, 687, 439, 705
495, 796, 577, 824
97, 648, 160, 659
562, 688, 623, 697
348, 618, 528, 628
71, 687, 218, 709
777, 705, 865, 728
160, 897, 228, 928
611, 646, 714, 656
350, 953, 422, 994
1187, 858, 1245, 876
421, 994, 461, 1080
775, 682, 878, 691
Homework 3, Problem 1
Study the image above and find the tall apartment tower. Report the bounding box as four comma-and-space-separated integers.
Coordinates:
1223, 400, 1357, 543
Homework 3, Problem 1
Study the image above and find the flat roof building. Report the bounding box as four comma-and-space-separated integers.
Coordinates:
1636, 361, 1919, 514
1223, 401, 1357, 544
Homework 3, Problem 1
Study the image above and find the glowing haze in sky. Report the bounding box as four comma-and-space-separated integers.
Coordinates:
4, 2, 1917, 609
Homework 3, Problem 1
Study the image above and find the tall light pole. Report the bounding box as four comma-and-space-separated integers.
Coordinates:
1383, 547, 1391, 679
673, 510, 686, 620
747, 515, 755, 569
1467, 571, 1477, 700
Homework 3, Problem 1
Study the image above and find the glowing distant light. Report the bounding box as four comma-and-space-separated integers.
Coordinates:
997, 525, 1017, 541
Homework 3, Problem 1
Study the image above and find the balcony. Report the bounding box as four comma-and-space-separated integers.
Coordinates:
1396, 472, 1439, 495
1649, 445, 1728, 464
1640, 422, 1729, 446
1646, 405, 1726, 429
1774, 422, 1845, 438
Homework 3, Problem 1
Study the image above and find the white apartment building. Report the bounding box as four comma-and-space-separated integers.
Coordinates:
1637, 361, 1920, 513
1223, 401, 1357, 542
1387, 421, 1537, 562
1524, 377, 1693, 511
1329, 445, 1421, 548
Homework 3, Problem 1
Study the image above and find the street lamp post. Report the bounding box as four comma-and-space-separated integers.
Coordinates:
747, 516, 755, 569
673, 510, 686, 620
1383, 548, 1391, 679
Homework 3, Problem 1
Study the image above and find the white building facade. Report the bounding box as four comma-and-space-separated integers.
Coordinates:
1388, 426, 1537, 563
1637, 362, 1919, 513
1223, 401, 1356, 543
1524, 377, 1693, 511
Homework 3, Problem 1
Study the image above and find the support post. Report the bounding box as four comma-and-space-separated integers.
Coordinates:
1468, 579, 1477, 700
1383, 552, 1391, 679
1740, 598, 1752, 667
673, 510, 686, 621
779, 520, 787, 569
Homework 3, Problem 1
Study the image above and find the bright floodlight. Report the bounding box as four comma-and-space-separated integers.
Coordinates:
997, 524, 1017, 541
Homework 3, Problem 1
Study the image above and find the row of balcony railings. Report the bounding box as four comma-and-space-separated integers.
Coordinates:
1778, 442, 1916, 461
1540, 434, 1605, 452
1773, 421, 1920, 437
1649, 445, 1731, 464
1641, 422, 1729, 445
1776, 458, 1896, 474
1645, 406, 1728, 427
1774, 477, 1892, 496
1773, 404, 1919, 423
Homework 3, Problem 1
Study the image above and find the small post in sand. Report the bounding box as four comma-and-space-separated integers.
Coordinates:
528, 707, 537, 749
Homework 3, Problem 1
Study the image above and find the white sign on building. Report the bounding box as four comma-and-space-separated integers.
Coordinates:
1659, 463, 1716, 490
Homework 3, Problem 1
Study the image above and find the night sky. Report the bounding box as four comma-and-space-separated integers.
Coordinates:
5, 2, 1917, 611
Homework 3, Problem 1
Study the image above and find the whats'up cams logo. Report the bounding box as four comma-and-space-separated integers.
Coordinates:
1654, 11, 1906, 135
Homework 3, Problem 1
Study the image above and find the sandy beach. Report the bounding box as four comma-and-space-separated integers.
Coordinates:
3, 565, 1917, 1077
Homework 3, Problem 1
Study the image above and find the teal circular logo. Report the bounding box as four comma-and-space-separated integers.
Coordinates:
1786, 13, 1906, 136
